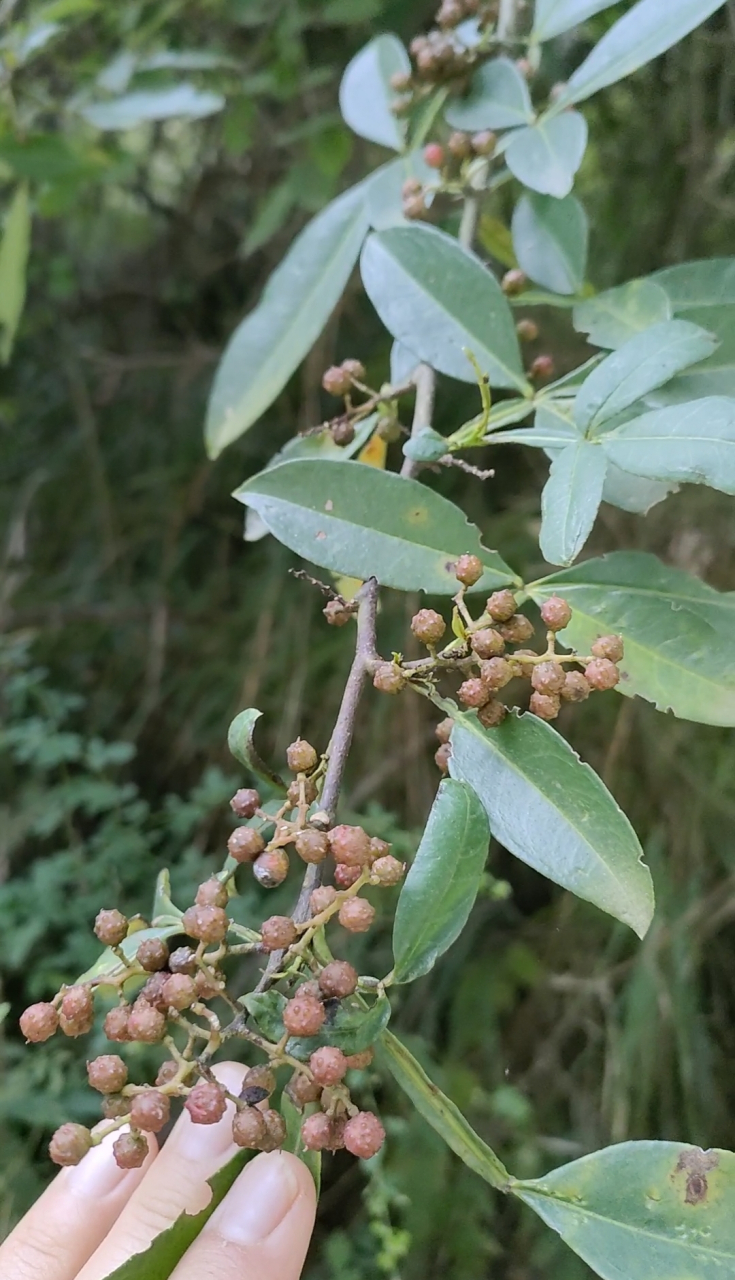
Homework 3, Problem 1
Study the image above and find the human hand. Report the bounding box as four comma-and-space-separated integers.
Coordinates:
0, 1062, 317, 1280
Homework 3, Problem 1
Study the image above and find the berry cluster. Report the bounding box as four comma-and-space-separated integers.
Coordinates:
21, 739, 403, 1171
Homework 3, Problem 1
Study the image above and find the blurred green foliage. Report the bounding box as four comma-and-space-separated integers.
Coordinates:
1, 0, 735, 1275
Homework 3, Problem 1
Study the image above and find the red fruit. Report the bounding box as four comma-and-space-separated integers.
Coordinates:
161, 973, 197, 1011
230, 788, 260, 818
186, 1081, 228, 1125
591, 634, 624, 663
227, 827, 265, 864
252, 849, 290, 888
104, 1005, 131, 1043
423, 142, 445, 168
301, 1112, 333, 1151
49, 1123, 93, 1166
454, 553, 483, 586
584, 658, 620, 690
411, 608, 446, 646
338, 897, 375, 934
127, 999, 166, 1043
261, 915, 298, 952
334, 863, 362, 889
329, 824, 371, 867
94, 908, 128, 946
87, 1055, 128, 1094
539, 595, 572, 631
318, 960, 358, 999
196, 878, 228, 908
343, 1111, 386, 1159
113, 1132, 148, 1169
20, 1001, 59, 1043
283, 995, 326, 1038
130, 1089, 170, 1133
181, 904, 228, 944
310, 1046, 348, 1086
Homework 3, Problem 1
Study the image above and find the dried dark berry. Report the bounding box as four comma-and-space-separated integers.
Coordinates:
260, 1109, 287, 1151
287, 1070, 322, 1106
242, 1065, 276, 1097
331, 419, 355, 446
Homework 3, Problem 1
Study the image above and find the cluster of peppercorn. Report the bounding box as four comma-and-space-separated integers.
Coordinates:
20, 737, 405, 1170
390, 0, 499, 119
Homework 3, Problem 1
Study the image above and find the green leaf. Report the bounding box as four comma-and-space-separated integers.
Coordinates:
573, 279, 672, 349
448, 709, 654, 936
573, 320, 718, 432
540, 440, 607, 566
76, 924, 184, 984
365, 153, 435, 230
444, 57, 533, 130
338, 34, 409, 150
391, 339, 419, 382
643, 305, 735, 403
528, 551, 735, 725
652, 257, 735, 309
511, 192, 587, 296
602, 396, 735, 495
554, 0, 728, 108
233, 459, 520, 594
402, 427, 448, 462
600, 460, 675, 514
281, 1091, 321, 1194
105, 1151, 253, 1279
532, 0, 621, 41
287, 993, 391, 1061
379, 1030, 511, 1189
513, 1141, 735, 1280
152, 869, 184, 924
505, 112, 587, 199
227, 708, 286, 791
205, 182, 369, 457
0, 185, 31, 364
78, 85, 225, 130
392, 779, 490, 984
360, 224, 528, 391
242, 990, 287, 1041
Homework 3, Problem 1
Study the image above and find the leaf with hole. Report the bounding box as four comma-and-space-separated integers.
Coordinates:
505, 112, 587, 198
540, 440, 607, 566
513, 1141, 735, 1280
602, 396, 735, 494
392, 778, 490, 983
532, 0, 622, 41
206, 182, 369, 457
360, 224, 527, 391
444, 57, 533, 130
528, 551, 735, 725
447, 708, 654, 936
227, 708, 286, 792
234, 459, 519, 595
511, 192, 587, 296
573, 279, 672, 349
338, 34, 409, 150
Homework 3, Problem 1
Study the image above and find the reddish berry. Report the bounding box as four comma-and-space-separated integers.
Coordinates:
372, 855, 405, 885
334, 863, 361, 889
403, 192, 427, 220
584, 658, 620, 690
59, 986, 94, 1037
345, 1047, 374, 1070
501, 268, 527, 296
101, 1094, 130, 1120
423, 142, 445, 169
131, 1089, 170, 1133
322, 366, 352, 396
499, 614, 535, 644
253, 848, 290, 888
186, 1081, 228, 1125
324, 599, 353, 627
141, 972, 170, 1012
301, 1112, 333, 1151
104, 1005, 131, 1042
137, 937, 169, 973
156, 1060, 179, 1086
20, 1002, 59, 1043
479, 656, 513, 690
516, 318, 539, 342
182, 904, 228, 944
230, 787, 260, 818
329, 824, 371, 867
459, 677, 490, 709
113, 1132, 148, 1169
338, 897, 375, 933
561, 670, 591, 702
195, 968, 224, 999
261, 915, 298, 952
529, 691, 561, 720
401, 176, 422, 197
471, 129, 497, 156
531, 662, 565, 695
310, 1046, 348, 1086
232, 1107, 267, 1149
283, 994, 326, 1038
435, 742, 451, 773
478, 699, 507, 728
310, 885, 338, 915
227, 826, 265, 863
260, 1109, 287, 1152
196, 878, 228, 909
319, 960, 358, 999
288, 776, 317, 808
127, 998, 167, 1043
411, 608, 446, 646
486, 590, 517, 622
471, 628, 505, 659
94, 908, 128, 947
591, 634, 624, 663
49, 1123, 92, 1167
531, 354, 555, 381
287, 1070, 322, 1106
169, 946, 197, 975
341, 358, 365, 380
161, 973, 197, 1011
368, 837, 390, 863
435, 717, 453, 743
287, 738, 318, 773
343, 1111, 386, 1159
540, 595, 572, 631
373, 662, 406, 694
454, 553, 483, 586
87, 1054, 128, 1094
295, 829, 329, 864
448, 129, 471, 157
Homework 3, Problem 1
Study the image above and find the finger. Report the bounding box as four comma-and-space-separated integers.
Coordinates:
77, 1062, 248, 1280
171, 1150, 317, 1280
0, 1127, 156, 1280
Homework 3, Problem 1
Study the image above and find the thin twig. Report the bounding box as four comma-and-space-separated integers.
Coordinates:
400, 364, 437, 479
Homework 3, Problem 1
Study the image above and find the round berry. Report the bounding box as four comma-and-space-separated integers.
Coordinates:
499, 614, 535, 644
287, 738, 318, 773
486, 590, 518, 622
584, 658, 620, 690
227, 826, 265, 864
402, 192, 427, 220
242, 1065, 277, 1099
141, 972, 170, 1011
423, 142, 445, 168
540, 595, 572, 631
169, 946, 197, 975
104, 1005, 130, 1042
87, 1054, 128, 1094
529, 691, 561, 721
322, 366, 352, 397
232, 1106, 267, 1149
310, 1046, 348, 1087
471, 129, 497, 156
471, 628, 505, 659
127, 999, 167, 1043
288, 777, 317, 809
531, 354, 555, 381
531, 661, 565, 695
591, 634, 624, 663
341, 359, 365, 381
373, 662, 406, 694
131, 1089, 170, 1133
411, 608, 446, 646
161, 973, 197, 1011
287, 1070, 322, 1106
501, 268, 527, 296
435, 742, 451, 773
310, 885, 338, 915
196, 878, 228, 909
368, 836, 390, 863
186, 1081, 228, 1125
343, 1111, 386, 1159
448, 129, 471, 158
331, 419, 355, 446
49, 1123, 93, 1167
478, 699, 507, 729
261, 915, 298, 952
230, 787, 260, 818
137, 937, 169, 973
283, 994, 326, 1038
372, 855, 405, 886
59, 986, 94, 1037
561, 670, 591, 702
301, 1112, 332, 1151
113, 1132, 148, 1169
459, 677, 490, 709
195, 968, 223, 1000
20, 1002, 59, 1043
329, 824, 371, 867
345, 1047, 374, 1070
319, 960, 358, 999
182, 904, 228, 944
338, 897, 375, 933
156, 1060, 179, 1086
479, 656, 513, 690
293, 830, 328, 867
253, 849, 290, 889
94, 909, 128, 947
435, 718, 453, 744
516, 318, 539, 342
334, 863, 361, 889
324, 598, 353, 626
101, 1094, 130, 1120
454, 553, 483, 586
260, 1109, 287, 1152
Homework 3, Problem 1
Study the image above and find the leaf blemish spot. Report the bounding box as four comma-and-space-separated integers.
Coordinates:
315, 530, 327, 540
325, 499, 334, 512
673, 1148, 719, 1205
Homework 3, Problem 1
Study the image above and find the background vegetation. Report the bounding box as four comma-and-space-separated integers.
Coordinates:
1, 1, 735, 1275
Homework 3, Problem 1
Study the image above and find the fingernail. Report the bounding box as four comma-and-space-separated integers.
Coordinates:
212, 1152, 300, 1245
65, 1129, 140, 1198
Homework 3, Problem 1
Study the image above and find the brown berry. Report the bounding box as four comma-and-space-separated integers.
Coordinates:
287, 738, 318, 773
186, 1081, 228, 1125
423, 142, 445, 168
87, 1055, 128, 1094
104, 1005, 131, 1042
127, 999, 167, 1043
242, 1065, 277, 1099
195, 968, 224, 999
232, 1107, 267, 1149
454, 553, 483, 586
471, 129, 497, 156
227, 826, 265, 863
479, 656, 513, 690
373, 662, 406, 694
529, 691, 561, 720
287, 777, 317, 808
261, 915, 298, 952
94, 909, 128, 947
322, 366, 352, 396
324, 599, 354, 627
372, 855, 405, 885
230, 787, 260, 818
499, 614, 535, 644
478, 699, 507, 728
435, 742, 451, 773
561, 670, 591, 702
338, 897, 375, 933
401, 176, 422, 198
49, 1123, 93, 1166
584, 658, 620, 690
137, 937, 169, 972
130, 1089, 170, 1133
334, 863, 361, 889
486, 590, 517, 622
459, 677, 490, 708
516, 318, 539, 342
402, 192, 427, 220
101, 1094, 130, 1120
253, 849, 290, 888
182, 904, 228, 944
342, 358, 365, 381
169, 946, 197, 975
59, 986, 94, 1037
140, 972, 170, 1012
343, 1111, 386, 1159
20, 1002, 59, 1043
369, 836, 390, 862
531, 661, 565, 695
390, 70, 412, 92
196, 878, 228, 909
287, 1071, 322, 1106
435, 717, 453, 743
310, 885, 338, 915
319, 960, 358, 999
471, 627, 505, 659
156, 1060, 179, 1086
161, 973, 197, 1011
301, 1112, 333, 1151
344, 1048, 374, 1070
540, 595, 572, 631
411, 608, 446, 646
501, 268, 527, 296
113, 1132, 148, 1169
329, 824, 371, 867
310, 1046, 348, 1087
331, 419, 356, 447
591, 634, 624, 663
260, 1109, 287, 1152
448, 130, 471, 158
283, 994, 326, 1038
531, 354, 555, 381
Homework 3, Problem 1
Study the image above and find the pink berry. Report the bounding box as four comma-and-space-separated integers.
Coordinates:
591, 634, 624, 663
130, 1089, 170, 1133
49, 1123, 92, 1166
295, 829, 329, 865
310, 885, 338, 915
470, 628, 505, 659
196, 878, 228, 908
454, 553, 483, 586
283, 994, 326, 1038
126, 999, 166, 1043
113, 1131, 148, 1169
260, 915, 298, 951
230, 788, 260, 818
181, 904, 228, 944
584, 658, 620, 690
288, 1071, 322, 1106
94, 908, 128, 946
338, 897, 375, 934
531, 661, 565, 695
185, 1081, 227, 1125
329, 824, 371, 867
252, 849, 290, 888
529, 691, 561, 721
319, 960, 358, 999
486, 590, 517, 622
59, 986, 94, 1037
227, 826, 265, 863
104, 1005, 131, 1042
301, 1112, 333, 1151
20, 1002, 59, 1043
310, 1046, 348, 1086
539, 595, 572, 631
343, 1111, 386, 1159
136, 937, 169, 972
561, 671, 590, 702
161, 973, 197, 1011
423, 142, 445, 169
411, 609, 446, 645
334, 863, 361, 889
87, 1054, 128, 1094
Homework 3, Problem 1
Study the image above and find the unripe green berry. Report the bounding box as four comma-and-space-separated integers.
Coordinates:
540, 595, 572, 631
411, 608, 446, 646
454, 553, 483, 586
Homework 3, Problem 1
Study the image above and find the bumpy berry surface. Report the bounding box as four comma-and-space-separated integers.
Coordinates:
435, 717, 453, 743
591, 634, 624, 663
459, 677, 490, 708
411, 608, 446, 645
310, 1046, 348, 1086
50, 1123, 92, 1166
102, 1094, 130, 1120
127, 999, 167, 1043
310, 886, 338, 915
156, 1060, 179, 1086
131, 1089, 170, 1133
301, 1111, 332, 1151
169, 946, 197, 975
113, 1132, 148, 1169
499, 614, 535, 643
87, 1055, 128, 1094
372, 854, 405, 885
260, 1108, 288, 1152
343, 1111, 386, 1159
471, 628, 504, 659
196, 877, 228, 908
261, 915, 298, 951
539, 595, 572, 631
368, 836, 390, 862
94, 908, 128, 946
478, 699, 507, 729
435, 742, 451, 773
479, 656, 513, 690
227, 826, 265, 863
59, 986, 94, 1037
485, 590, 517, 622
242, 1065, 276, 1097
287, 738, 318, 773
529, 691, 561, 721
230, 787, 260, 818
20, 1002, 59, 1043
324, 599, 353, 627
137, 937, 169, 972
288, 1070, 322, 1105
372, 662, 405, 694
454, 553, 483, 586
181, 904, 228, 944
531, 661, 565, 695
322, 365, 352, 396
561, 671, 591, 702
329, 823, 371, 867
319, 960, 358, 998
104, 1005, 131, 1042
338, 897, 375, 933
186, 1081, 227, 1124
334, 863, 361, 889
141, 972, 170, 1011
283, 994, 326, 1037
585, 658, 621, 690
232, 1106, 266, 1149
161, 973, 197, 1011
